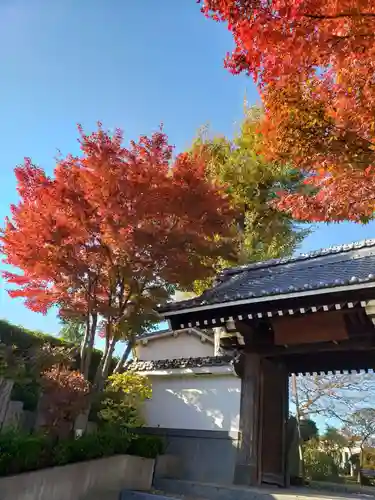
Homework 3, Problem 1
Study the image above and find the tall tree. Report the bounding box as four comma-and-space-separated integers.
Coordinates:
191, 107, 308, 293
300, 419, 319, 442
320, 426, 349, 467
1, 124, 235, 387
197, 0, 375, 222
291, 373, 375, 423
344, 408, 375, 483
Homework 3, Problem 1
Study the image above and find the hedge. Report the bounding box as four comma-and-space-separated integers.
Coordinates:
0, 320, 117, 391
0, 427, 164, 477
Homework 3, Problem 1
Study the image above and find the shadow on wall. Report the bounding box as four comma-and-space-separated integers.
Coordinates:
142, 376, 241, 485
144, 376, 240, 432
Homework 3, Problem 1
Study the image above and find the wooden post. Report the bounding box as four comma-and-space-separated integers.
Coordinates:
234, 352, 261, 486
291, 373, 305, 483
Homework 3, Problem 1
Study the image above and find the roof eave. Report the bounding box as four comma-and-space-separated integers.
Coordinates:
136, 327, 214, 345
130, 365, 234, 376
162, 281, 375, 317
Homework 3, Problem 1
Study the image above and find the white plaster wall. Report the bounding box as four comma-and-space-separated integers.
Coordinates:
136, 333, 214, 361
143, 374, 241, 432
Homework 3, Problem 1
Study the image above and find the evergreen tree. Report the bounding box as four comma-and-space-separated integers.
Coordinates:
191, 107, 309, 294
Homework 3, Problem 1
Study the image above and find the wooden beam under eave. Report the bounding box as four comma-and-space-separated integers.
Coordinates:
235, 319, 274, 348
252, 337, 375, 357
272, 310, 348, 346
285, 348, 375, 375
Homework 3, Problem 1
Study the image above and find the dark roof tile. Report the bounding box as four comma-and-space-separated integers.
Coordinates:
159, 239, 375, 313
125, 355, 233, 372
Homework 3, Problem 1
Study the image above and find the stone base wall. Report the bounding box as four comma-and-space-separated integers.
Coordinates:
0, 455, 155, 500
138, 427, 239, 485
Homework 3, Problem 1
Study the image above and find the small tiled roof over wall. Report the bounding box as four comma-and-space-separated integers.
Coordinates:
125, 355, 233, 372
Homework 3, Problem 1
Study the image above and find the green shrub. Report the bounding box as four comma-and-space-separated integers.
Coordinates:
304, 439, 341, 482
128, 434, 165, 459
11, 381, 40, 411
0, 427, 147, 476
0, 425, 164, 477
0, 429, 53, 476
99, 372, 152, 429
0, 319, 109, 382
53, 427, 132, 466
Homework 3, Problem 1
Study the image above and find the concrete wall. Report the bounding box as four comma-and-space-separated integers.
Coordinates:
136, 332, 213, 361
138, 372, 241, 485
2, 400, 23, 429
142, 427, 239, 485
0, 379, 14, 428
0, 454, 155, 500
144, 373, 241, 432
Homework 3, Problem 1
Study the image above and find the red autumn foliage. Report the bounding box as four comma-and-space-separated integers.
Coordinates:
261, 83, 375, 222
39, 367, 90, 438
2, 125, 234, 311
1, 124, 235, 377
198, 0, 375, 222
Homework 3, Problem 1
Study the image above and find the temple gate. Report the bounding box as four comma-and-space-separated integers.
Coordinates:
159, 240, 375, 488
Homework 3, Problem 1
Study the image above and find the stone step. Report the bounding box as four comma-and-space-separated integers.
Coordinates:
153, 478, 375, 500
120, 490, 207, 500
120, 492, 175, 500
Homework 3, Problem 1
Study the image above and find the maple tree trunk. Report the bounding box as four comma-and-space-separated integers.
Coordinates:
81, 313, 97, 379
80, 316, 90, 374
114, 339, 134, 373
93, 334, 117, 392
101, 338, 117, 382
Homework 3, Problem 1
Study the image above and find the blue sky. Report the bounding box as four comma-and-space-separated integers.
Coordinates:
1, 0, 375, 337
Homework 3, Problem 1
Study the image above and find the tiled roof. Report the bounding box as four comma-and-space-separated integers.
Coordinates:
125, 355, 233, 372
159, 239, 375, 313
137, 328, 172, 340
137, 327, 214, 342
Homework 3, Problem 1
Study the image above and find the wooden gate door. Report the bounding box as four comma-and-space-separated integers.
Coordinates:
259, 358, 289, 487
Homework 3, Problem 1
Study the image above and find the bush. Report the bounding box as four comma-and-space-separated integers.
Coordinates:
128, 434, 165, 459
0, 427, 163, 477
39, 367, 91, 439
0, 429, 53, 476
99, 372, 152, 428
53, 427, 132, 466
0, 319, 109, 382
11, 381, 40, 411
304, 439, 341, 482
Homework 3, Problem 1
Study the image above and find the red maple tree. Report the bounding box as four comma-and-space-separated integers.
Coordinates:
1, 124, 235, 382
198, 0, 375, 222
39, 367, 90, 439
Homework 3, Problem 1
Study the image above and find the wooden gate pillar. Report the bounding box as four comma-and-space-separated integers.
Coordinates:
233, 352, 261, 486
260, 358, 289, 487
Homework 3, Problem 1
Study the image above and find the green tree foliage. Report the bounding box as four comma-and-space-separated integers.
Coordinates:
191, 107, 309, 293
300, 419, 319, 442
0, 320, 110, 384
59, 317, 85, 345
320, 426, 348, 472
322, 426, 348, 451
0, 344, 26, 381
303, 438, 340, 482
289, 416, 318, 442
99, 372, 152, 428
